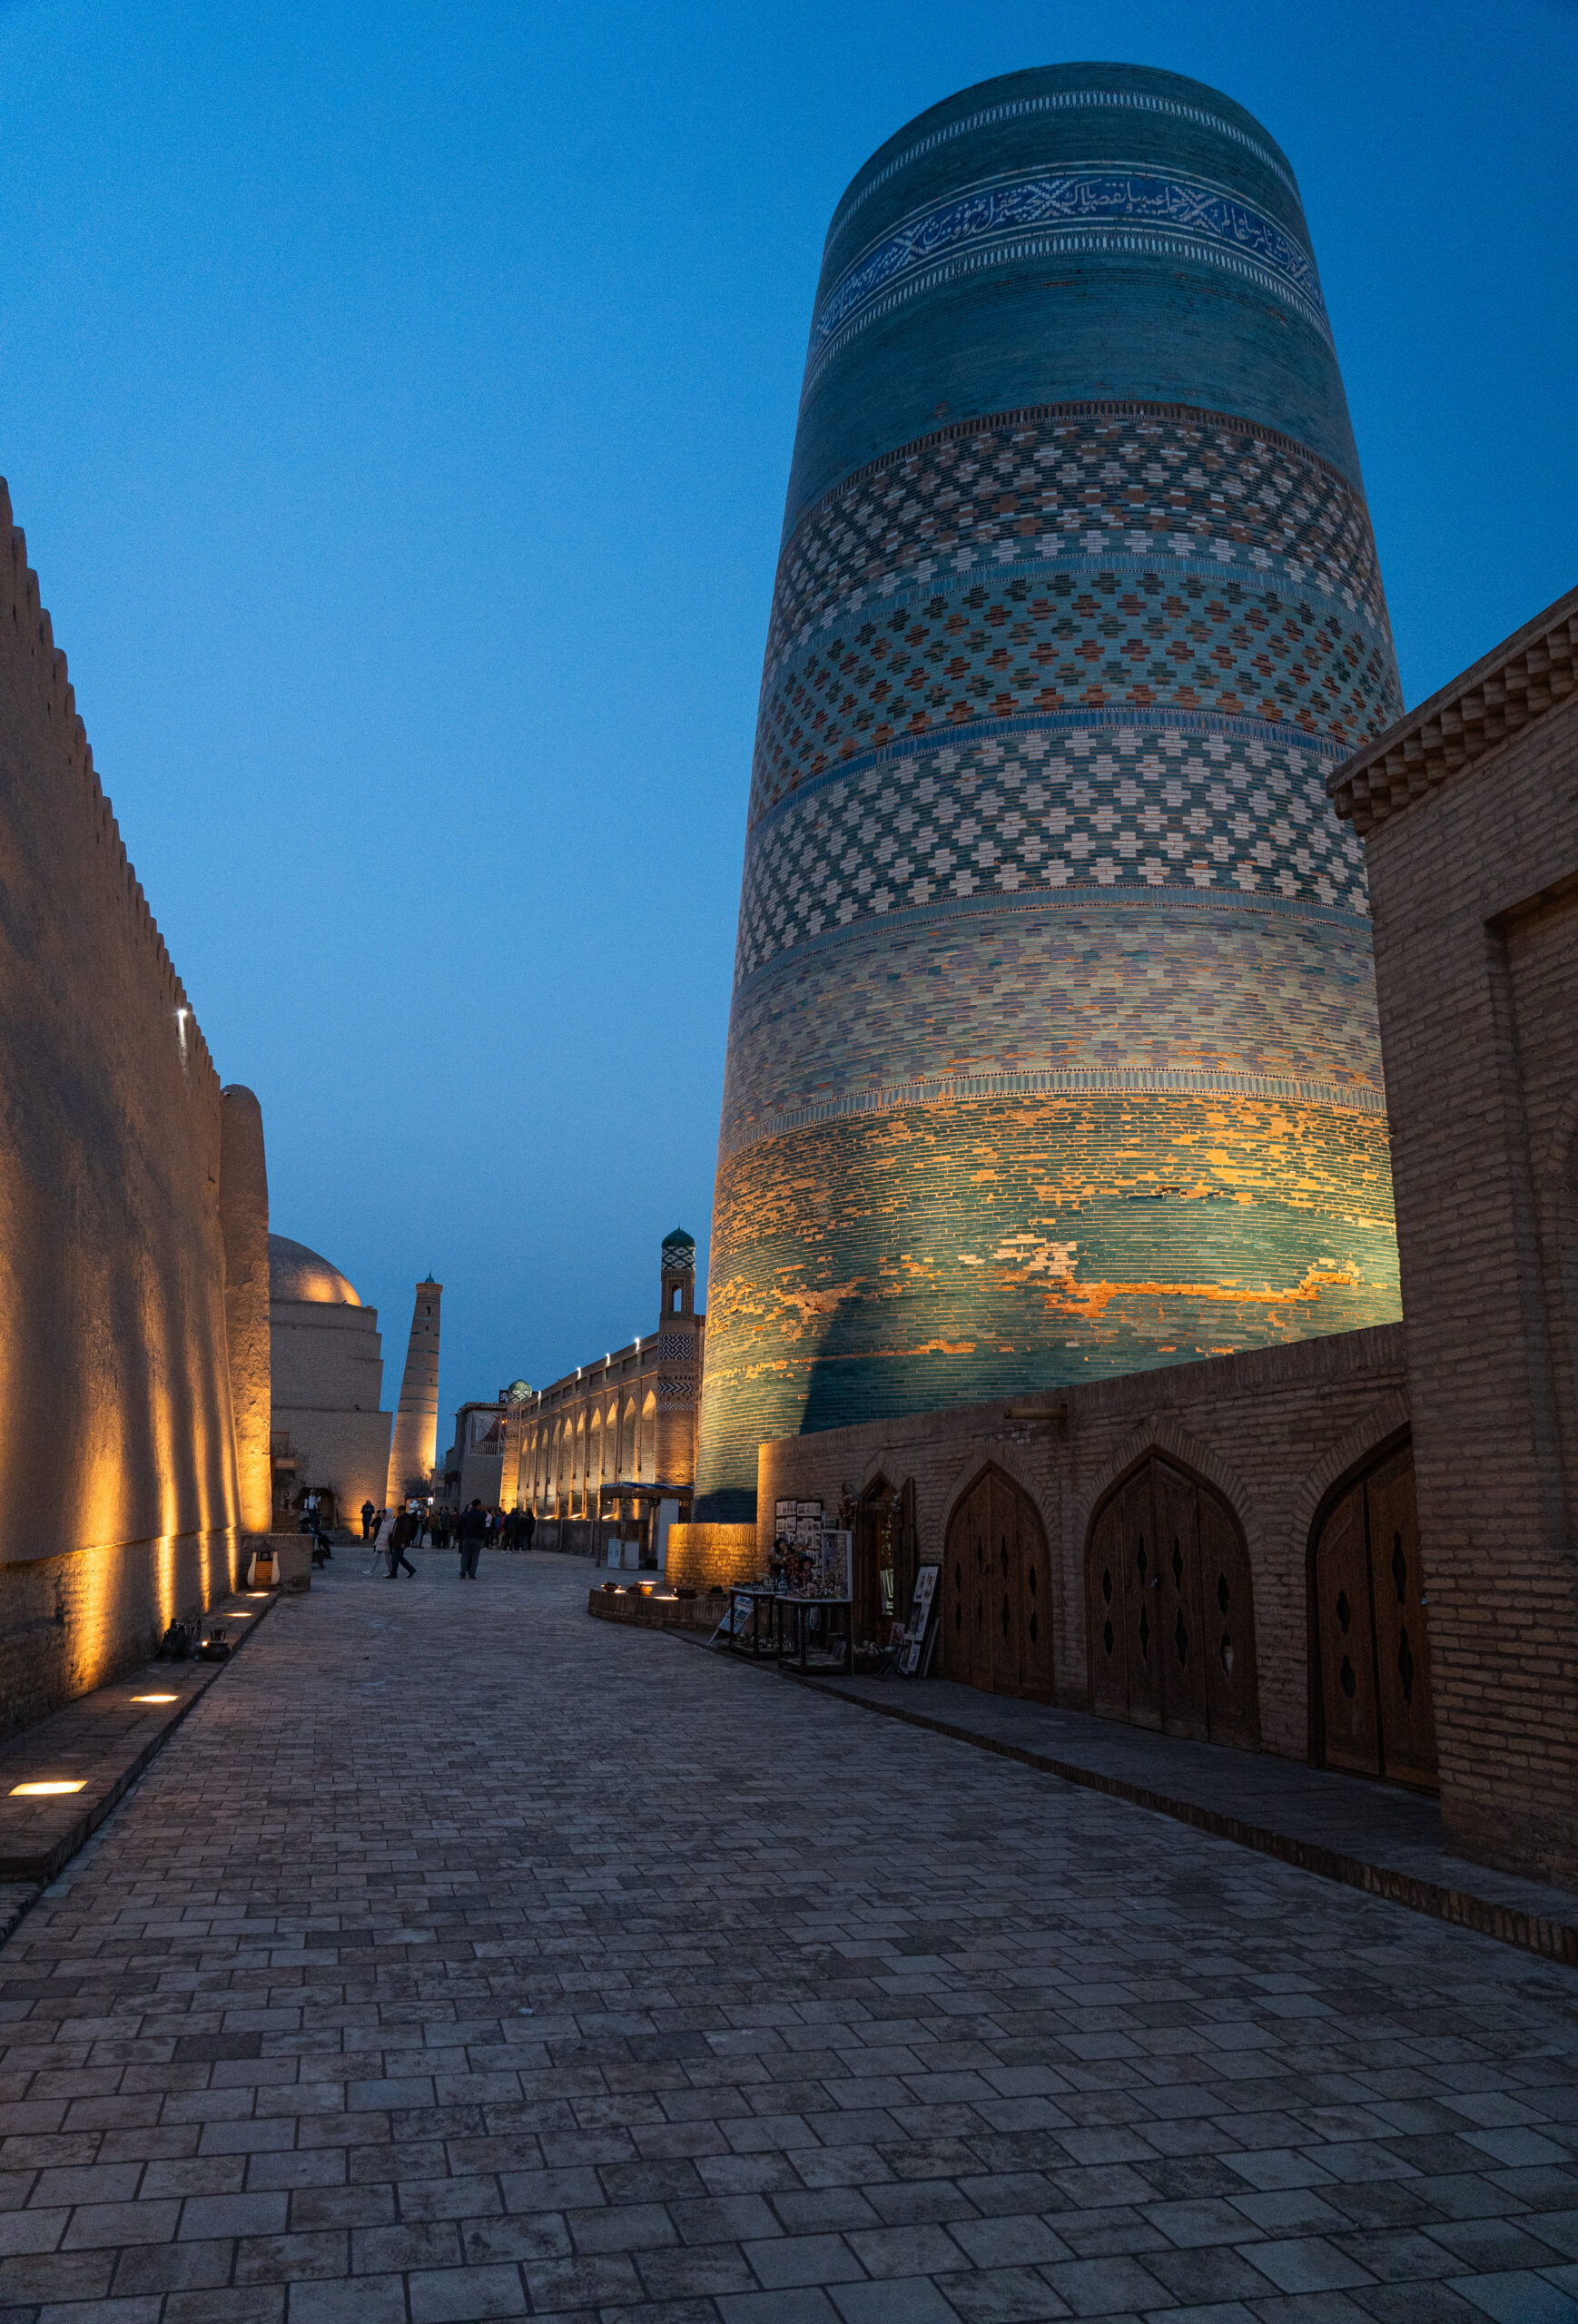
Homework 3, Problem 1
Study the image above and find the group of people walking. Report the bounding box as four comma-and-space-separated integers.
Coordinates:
357, 1497, 537, 1580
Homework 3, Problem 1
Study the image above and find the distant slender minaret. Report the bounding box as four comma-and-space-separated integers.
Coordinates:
385, 1275, 442, 1502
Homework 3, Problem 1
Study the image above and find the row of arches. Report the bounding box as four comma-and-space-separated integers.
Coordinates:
868, 1432, 1438, 1787
524, 1392, 657, 1515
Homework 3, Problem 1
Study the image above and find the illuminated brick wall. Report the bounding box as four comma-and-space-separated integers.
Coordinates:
697, 64, 1403, 1516
756, 1322, 1410, 1763
0, 484, 250, 1726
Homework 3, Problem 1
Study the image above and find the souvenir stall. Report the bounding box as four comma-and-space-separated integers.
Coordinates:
720, 1500, 853, 1671
718, 1491, 943, 1678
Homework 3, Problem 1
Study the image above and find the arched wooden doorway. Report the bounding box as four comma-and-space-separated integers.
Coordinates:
1087, 1454, 1260, 1747
942, 1468, 1054, 1702
1311, 1439, 1437, 1789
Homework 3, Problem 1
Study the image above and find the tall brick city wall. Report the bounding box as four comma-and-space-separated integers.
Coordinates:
696, 64, 1405, 1518
759, 1323, 1408, 1760
1332, 586, 1578, 1879
0, 484, 248, 1734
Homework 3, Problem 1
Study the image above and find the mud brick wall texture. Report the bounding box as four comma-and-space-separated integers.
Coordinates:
759, 1322, 1408, 1760
1333, 585, 1578, 1882
0, 482, 251, 1732
695, 62, 1408, 1518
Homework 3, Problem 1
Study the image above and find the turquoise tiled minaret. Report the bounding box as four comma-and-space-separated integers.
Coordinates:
696, 64, 1404, 1518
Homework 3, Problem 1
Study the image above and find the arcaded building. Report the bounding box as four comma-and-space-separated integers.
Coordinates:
695, 64, 1405, 1517
520, 1231, 705, 1562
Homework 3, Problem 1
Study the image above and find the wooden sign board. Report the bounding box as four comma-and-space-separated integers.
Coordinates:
899, 1562, 941, 1676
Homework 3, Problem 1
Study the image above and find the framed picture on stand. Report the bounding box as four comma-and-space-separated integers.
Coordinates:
899, 1562, 941, 1676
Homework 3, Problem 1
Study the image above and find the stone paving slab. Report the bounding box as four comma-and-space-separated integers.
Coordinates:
0, 1587, 279, 1886
0, 1553, 1575, 2324
777, 1669, 1578, 1970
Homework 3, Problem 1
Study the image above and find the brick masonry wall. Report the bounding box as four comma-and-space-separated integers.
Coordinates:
0, 482, 244, 1720
0, 1531, 241, 1742
666, 1524, 760, 1597
1358, 680, 1578, 1880
759, 1323, 1407, 1761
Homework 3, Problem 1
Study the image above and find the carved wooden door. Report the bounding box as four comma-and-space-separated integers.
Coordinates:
1088, 1494, 1128, 1720
956, 1473, 992, 1690
1118, 1466, 1164, 1729
986, 1472, 1022, 1694
1088, 1457, 1260, 1748
1015, 1477, 1054, 1704
1366, 1448, 1436, 1787
943, 1470, 1052, 1700
1313, 1482, 1383, 1777
1198, 1488, 1261, 1747
1152, 1458, 1209, 1740
1313, 1448, 1438, 1787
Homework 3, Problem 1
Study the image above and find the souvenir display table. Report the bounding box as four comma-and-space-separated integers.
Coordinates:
725, 1586, 853, 1674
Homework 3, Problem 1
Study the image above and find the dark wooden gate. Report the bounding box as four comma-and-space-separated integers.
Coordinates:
1312, 1440, 1436, 1789
942, 1467, 1053, 1702
1087, 1454, 1259, 1748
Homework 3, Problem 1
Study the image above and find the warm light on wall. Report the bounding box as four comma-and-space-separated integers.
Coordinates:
10, 1779, 85, 1796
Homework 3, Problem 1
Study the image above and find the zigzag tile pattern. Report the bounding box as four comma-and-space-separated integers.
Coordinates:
751, 407, 1398, 821
735, 724, 1366, 983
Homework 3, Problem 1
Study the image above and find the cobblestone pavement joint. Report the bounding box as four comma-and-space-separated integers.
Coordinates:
1, 1551, 1575, 2324
776, 1669, 1578, 1968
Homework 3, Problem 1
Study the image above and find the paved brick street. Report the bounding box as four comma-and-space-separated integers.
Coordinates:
2, 1555, 1577, 2324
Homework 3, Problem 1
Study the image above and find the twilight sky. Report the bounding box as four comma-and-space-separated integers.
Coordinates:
0, 0, 1572, 1433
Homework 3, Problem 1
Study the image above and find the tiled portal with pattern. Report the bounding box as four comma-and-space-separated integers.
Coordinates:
3, 1559, 1576, 2324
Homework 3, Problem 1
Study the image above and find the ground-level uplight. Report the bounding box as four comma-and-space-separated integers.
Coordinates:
9, 1780, 85, 1797
132, 1693, 178, 1704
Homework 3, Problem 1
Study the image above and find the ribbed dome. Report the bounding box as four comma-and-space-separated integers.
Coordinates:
267, 1234, 361, 1307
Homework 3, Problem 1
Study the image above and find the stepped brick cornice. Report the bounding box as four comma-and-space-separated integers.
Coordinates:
1329, 583, 1578, 835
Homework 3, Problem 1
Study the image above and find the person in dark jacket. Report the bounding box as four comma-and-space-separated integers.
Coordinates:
457, 1500, 488, 1579
387, 1508, 416, 1579
523, 1506, 536, 1551
360, 1500, 376, 1540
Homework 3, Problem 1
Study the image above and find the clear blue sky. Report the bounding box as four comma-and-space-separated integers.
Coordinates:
0, 0, 1572, 1430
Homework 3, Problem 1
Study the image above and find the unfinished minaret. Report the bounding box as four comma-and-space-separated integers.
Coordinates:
385, 1275, 442, 1502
